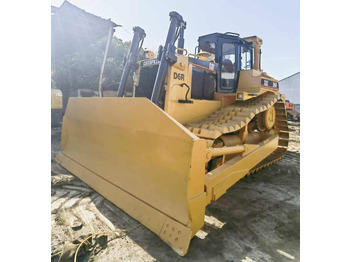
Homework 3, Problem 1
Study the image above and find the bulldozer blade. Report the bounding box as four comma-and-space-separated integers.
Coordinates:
55, 97, 208, 256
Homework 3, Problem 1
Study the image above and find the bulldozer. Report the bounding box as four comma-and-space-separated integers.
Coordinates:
55, 12, 289, 256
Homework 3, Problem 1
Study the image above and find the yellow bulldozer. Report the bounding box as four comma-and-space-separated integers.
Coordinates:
55, 12, 289, 256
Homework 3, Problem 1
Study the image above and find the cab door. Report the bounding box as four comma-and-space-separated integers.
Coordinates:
217, 40, 239, 93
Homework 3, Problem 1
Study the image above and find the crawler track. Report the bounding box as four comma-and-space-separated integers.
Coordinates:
187, 92, 279, 140
186, 92, 289, 174
248, 99, 289, 174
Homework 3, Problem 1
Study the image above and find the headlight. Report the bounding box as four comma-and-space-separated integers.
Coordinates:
237, 93, 244, 100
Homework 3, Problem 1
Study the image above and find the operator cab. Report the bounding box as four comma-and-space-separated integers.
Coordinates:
198, 32, 254, 93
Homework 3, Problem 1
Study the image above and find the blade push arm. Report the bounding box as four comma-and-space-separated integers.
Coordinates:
151, 11, 186, 105
117, 26, 146, 97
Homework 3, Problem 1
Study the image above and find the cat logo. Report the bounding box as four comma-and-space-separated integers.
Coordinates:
174, 72, 185, 81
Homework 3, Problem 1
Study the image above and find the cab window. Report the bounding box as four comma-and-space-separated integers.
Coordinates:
241, 45, 252, 70
200, 42, 216, 54
199, 41, 216, 61
221, 43, 236, 90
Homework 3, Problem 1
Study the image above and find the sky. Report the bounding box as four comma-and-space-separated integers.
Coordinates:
51, 0, 300, 80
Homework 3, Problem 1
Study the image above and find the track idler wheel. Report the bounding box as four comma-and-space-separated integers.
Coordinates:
264, 106, 276, 130
257, 113, 266, 131
257, 105, 276, 131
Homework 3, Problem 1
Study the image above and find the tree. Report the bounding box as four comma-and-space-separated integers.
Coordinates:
51, 36, 132, 107
52, 35, 131, 91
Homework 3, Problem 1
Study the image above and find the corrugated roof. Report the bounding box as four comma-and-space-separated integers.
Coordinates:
279, 72, 300, 82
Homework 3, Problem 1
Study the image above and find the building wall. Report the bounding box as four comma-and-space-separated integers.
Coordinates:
279, 72, 300, 105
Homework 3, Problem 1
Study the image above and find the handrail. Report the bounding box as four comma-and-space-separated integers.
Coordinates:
175, 47, 188, 55
188, 53, 215, 63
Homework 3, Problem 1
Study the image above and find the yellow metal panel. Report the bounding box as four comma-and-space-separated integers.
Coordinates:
205, 135, 279, 204
167, 97, 222, 125
55, 151, 168, 234
214, 93, 236, 107
159, 217, 192, 255
57, 97, 208, 255
164, 55, 222, 124
56, 151, 194, 256
236, 69, 262, 94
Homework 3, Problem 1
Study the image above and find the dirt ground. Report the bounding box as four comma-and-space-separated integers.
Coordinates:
51, 121, 300, 262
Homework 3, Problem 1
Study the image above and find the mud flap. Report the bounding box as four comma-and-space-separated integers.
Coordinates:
55, 97, 208, 255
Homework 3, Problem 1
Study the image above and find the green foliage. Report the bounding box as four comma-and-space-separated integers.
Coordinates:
51, 36, 131, 93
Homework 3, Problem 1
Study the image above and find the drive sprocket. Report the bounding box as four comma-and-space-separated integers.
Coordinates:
263, 106, 276, 130
257, 105, 275, 131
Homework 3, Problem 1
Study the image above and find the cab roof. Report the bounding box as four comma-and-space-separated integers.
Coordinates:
198, 32, 251, 46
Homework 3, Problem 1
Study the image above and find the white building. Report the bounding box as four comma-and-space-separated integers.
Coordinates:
279, 72, 300, 110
